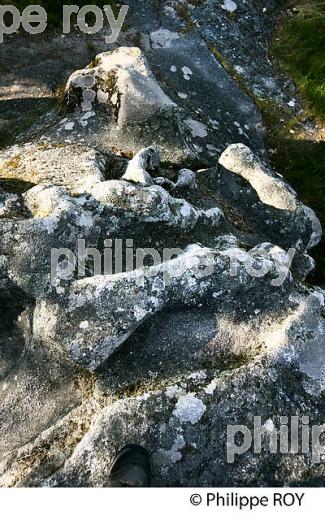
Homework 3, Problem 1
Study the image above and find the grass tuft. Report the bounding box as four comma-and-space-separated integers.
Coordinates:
272, 1, 325, 121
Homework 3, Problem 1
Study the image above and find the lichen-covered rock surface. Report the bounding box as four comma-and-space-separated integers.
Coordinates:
0, 0, 324, 487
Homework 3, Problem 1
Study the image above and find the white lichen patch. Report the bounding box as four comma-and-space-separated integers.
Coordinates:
64, 122, 75, 131
165, 385, 185, 399
80, 111, 95, 121
204, 379, 218, 395
173, 393, 206, 424
79, 321, 89, 330
156, 434, 186, 469
221, 1, 238, 14
189, 370, 207, 382
209, 118, 219, 129
97, 89, 109, 103
133, 305, 147, 321
182, 66, 193, 81
182, 66, 192, 76
150, 28, 180, 49
185, 118, 208, 138
206, 144, 218, 153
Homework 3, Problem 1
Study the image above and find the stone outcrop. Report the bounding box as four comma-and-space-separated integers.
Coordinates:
0, 0, 324, 488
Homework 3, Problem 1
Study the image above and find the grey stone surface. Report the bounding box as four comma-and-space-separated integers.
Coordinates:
0, 0, 324, 488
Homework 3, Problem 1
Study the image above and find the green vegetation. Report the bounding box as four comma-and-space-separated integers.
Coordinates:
272, 1, 325, 120
268, 1, 325, 285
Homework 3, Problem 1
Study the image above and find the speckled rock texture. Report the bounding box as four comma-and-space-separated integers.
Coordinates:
0, 0, 324, 487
